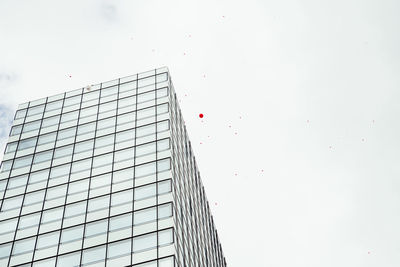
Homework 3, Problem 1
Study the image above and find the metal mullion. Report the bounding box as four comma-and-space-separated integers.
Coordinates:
131, 73, 138, 266
79, 85, 102, 266
54, 90, 83, 266
154, 69, 161, 264
104, 78, 119, 267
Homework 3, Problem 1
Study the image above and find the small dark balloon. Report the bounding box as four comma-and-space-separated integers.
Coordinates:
199, 114, 204, 118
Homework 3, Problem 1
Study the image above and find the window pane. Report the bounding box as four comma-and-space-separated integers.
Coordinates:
42, 115, 60, 128
137, 123, 156, 138
11, 125, 22, 136
158, 180, 171, 194
136, 142, 156, 157
64, 201, 86, 218
64, 95, 81, 107
57, 127, 76, 140
13, 237, 36, 254
15, 109, 27, 119
29, 169, 49, 184
54, 144, 73, 158
57, 251, 81, 267
0, 243, 12, 259
85, 219, 108, 237
50, 164, 70, 179
27, 104, 45, 117
158, 229, 173, 246
133, 232, 156, 252
18, 213, 41, 229
2, 195, 23, 210
134, 184, 156, 200
5, 142, 18, 153
42, 207, 63, 224
38, 132, 57, 145
37, 231, 60, 249
109, 213, 131, 231
45, 99, 63, 112
157, 158, 171, 172
23, 120, 41, 132
61, 225, 84, 243
23, 190, 45, 206
134, 207, 156, 225
111, 189, 133, 206
82, 245, 106, 265
158, 203, 172, 219
88, 196, 109, 212
61, 110, 79, 123
13, 155, 33, 168
18, 137, 37, 150
135, 162, 156, 177
33, 150, 53, 164
107, 239, 131, 258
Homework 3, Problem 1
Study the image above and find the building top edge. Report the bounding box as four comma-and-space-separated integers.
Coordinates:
17, 66, 169, 110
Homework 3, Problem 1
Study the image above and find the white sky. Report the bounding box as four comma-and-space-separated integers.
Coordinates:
1, 0, 400, 266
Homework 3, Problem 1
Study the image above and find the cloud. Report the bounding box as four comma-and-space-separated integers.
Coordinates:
0, 104, 14, 139
0, 71, 17, 87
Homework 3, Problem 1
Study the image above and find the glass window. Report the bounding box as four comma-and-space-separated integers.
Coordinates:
158, 158, 171, 172
92, 153, 113, 168
45, 99, 63, 112
50, 164, 70, 179
1, 160, 12, 172
82, 245, 106, 265
2, 195, 23, 211
18, 137, 37, 150
42, 115, 60, 128
158, 228, 173, 246
90, 173, 111, 189
64, 201, 86, 218
97, 117, 116, 131
71, 158, 91, 173
57, 251, 81, 267
112, 167, 133, 184
33, 258, 56, 267
136, 142, 156, 157
137, 91, 155, 104
118, 96, 136, 109
23, 190, 45, 206
79, 106, 97, 119
109, 213, 132, 231
7, 174, 28, 189
111, 189, 133, 207
135, 162, 156, 177
157, 120, 169, 132
114, 147, 134, 163
29, 169, 49, 184
46, 184, 67, 200
61, 225, 84, 243
115, 129, 135, 145
134, 183, 156, 201
33, 150, 53, 164
0, 219, 18, 235
38, 132, 57, 145
137, 106, 155, 120
99, 101, 117, 113
5, 142, 18, 153
157, 138, 170, 152
57, 127, 76, 140
0, 243, 12, 259
36, 231, 60, 250
82, 90, 99, 102
15, 109, 27, 119
10, 125, 22, 136
119, 80, 136, 93
88, 195, 109, 212
68, 179, 89, 195
85, 219, 108, 237
117, 112, 135, 126
138, 76, 155, 88
159, 256, 174, 267
101, 85, 118, 97
23, 120, 41, 132
156, 87, 168, 97
13, 155, 33, 169
27, 104, 45, 117
12, 237, 36, 254
133, 232, 156, 252
158, 203, 172, 219
156, 73, 168, 83
95, 134, 114, 149
137, 123, 156, 138
61, 110, 79, 123
54, 144, 73, 158
41, 207, 63, 224
157, 103, 168, 115
107, 239, 131, 258
64, 95, 81, 107
18, 213, 41, 230
134, 207, 156, 225
74, 139, 94, 154
77, 122, 96, 135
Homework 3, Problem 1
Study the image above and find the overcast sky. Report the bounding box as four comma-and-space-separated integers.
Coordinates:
1, 0, 400, 266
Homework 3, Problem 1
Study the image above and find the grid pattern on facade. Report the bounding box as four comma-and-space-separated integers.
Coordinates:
0, 67, 226, 267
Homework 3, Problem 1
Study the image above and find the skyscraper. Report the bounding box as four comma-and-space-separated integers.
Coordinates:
0, 67, 226, 267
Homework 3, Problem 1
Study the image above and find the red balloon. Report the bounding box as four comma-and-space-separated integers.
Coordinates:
199, 113, 204, 118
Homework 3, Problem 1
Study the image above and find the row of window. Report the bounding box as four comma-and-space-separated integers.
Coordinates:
10, 88, 169, 140
0, 157, 171, 205
14, 74, 168, 124
5, 119, 169, 159
2, 229, 174, 266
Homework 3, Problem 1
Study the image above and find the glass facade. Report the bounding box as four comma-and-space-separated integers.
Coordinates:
0, 67, 226, 267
